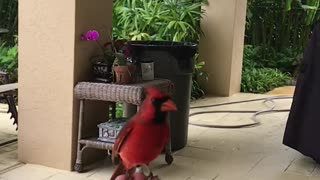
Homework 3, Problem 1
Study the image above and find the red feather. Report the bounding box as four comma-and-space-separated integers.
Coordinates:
110, 88, 175, 180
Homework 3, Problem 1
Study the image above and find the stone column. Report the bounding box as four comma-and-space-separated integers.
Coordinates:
18, 0, 112, 170
199, 0, 247, 96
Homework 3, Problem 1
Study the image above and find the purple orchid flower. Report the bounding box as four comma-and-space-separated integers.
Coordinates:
82, 30, 100, 41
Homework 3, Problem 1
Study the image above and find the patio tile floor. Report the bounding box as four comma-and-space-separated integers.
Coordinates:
0, 104, 19, 174
0, 92, 318, 180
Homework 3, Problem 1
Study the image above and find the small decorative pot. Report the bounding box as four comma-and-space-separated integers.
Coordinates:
91, 56, 113, 83
97, 118, 127, 143
113, 64, 136, 84
140, 60, 154, 81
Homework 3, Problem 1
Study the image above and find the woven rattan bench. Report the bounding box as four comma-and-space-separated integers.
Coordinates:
74, 79, 174, 172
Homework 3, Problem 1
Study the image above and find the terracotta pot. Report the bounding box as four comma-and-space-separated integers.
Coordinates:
113, 64, 136, 84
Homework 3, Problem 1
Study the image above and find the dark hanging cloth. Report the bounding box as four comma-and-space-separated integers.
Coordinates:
283, 23, 320, 162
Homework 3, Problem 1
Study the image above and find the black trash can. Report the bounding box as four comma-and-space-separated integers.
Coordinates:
129, 41, 198, 150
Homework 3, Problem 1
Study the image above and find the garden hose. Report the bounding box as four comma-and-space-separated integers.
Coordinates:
189, 96, 293, 128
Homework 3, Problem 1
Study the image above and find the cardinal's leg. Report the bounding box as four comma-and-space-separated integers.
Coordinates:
126, 167, 136, 180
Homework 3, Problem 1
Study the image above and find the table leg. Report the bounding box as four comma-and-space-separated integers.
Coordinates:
5, 94, 18, 130
75, 100, 85, 172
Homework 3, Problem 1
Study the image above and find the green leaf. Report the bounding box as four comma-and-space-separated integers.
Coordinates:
1, 57, 13, 63
285, 0, 293, 11
167, 21, 176, 30
8, 62, 16, 69
178, 21, 187, 32
301, 5, 318, 10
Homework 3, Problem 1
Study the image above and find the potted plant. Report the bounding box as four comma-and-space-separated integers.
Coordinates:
112, 44, 136, 84
81, 30, 136, 84
81, 30, 115, 83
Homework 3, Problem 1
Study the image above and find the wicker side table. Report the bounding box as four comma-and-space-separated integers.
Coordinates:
74, 79, 174, 172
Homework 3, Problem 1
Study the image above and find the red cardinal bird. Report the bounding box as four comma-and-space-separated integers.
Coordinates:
110, 88, 177, 180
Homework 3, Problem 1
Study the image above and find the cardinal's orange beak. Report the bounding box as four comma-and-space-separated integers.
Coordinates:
161, 99, 177, 112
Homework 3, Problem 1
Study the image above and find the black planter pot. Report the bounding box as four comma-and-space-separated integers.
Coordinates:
129, 41, 198, 151
92, 62, 113, 83
90, 55, 114, 83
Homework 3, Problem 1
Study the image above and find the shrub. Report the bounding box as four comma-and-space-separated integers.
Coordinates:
241, 68, 291, 93
246, 0, 320, 51
241, 45, 297, 93
243, 45, 301, 75
0, 42, 18, 83
0, 0, 18, 45
113, 0, 206, 42
192, 54, 208, 100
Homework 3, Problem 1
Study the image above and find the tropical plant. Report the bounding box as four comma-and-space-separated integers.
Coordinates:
0, 0, 18, 45
241, 45, 299, 93
241, 67, 291, 93
0, 42, 18, 83
242, 0, 320, 93
192, 54, 208, 100
81, 30, 130, 65
243, 45, 301, 75
246, 0, 320, 51
113, 0, 208, 100
113, 0, 206, 43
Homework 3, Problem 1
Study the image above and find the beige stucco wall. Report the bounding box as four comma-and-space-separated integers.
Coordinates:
199, 0, 247, 96
19, 0, 112, 170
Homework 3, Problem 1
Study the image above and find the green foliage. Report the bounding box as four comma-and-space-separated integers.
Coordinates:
113, 0, 206, 43
116, 103, 123, 118
243, 0, 318, 93
0, 42, 18, 83
246, 0, 320, 50
108, 103, 124, 120
241, 45, 295, 93
0, 0, 18, 82
113, 0, 208, 100
241, 68, 291, 93
113, 53, 128, 66
243, 45, 301, 75
192, 54, 208, 100
0, 0, 18, 45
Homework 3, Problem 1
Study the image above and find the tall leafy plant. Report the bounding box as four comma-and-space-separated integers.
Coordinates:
241, 67, 291, 93
113, 0, 208, 100
0, 0, 18, 45
0, 41, 18, 83
243, 45, 300, 75
242, 0, 320, 93
246, 0, 320, 51
192, 54, 208, 100
113, 0, 206, 43
241, 45, 293, 93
